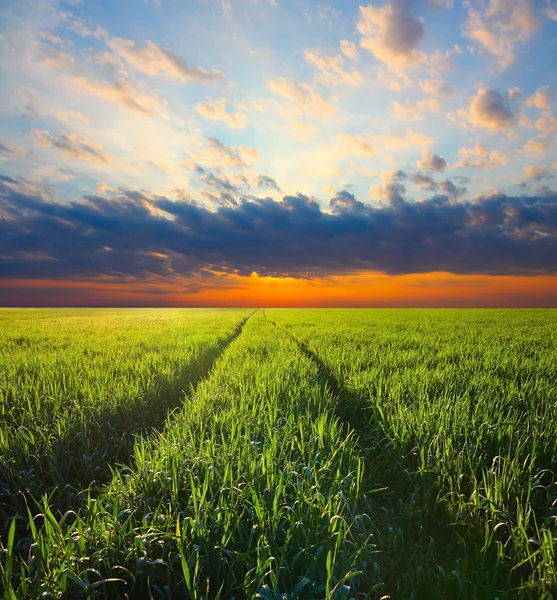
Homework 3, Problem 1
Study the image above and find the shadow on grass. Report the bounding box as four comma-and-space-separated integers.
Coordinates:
0, 312, 256, 547
263, 312, 516, 599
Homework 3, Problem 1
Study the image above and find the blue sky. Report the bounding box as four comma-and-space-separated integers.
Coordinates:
1, 0, 557, 305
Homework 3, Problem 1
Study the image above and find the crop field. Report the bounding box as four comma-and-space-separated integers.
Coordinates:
0, 308, 556, 599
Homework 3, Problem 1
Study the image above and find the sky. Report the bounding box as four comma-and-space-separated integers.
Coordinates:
1, 0, 557, 307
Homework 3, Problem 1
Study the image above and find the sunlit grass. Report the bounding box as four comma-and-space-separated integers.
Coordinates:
1, 308, 556, 598
0, 309, 250, 513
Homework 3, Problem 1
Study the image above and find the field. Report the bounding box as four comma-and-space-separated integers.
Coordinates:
0, 308, 556, 599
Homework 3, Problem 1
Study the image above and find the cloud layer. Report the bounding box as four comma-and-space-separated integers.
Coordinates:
1, 176, 556, 282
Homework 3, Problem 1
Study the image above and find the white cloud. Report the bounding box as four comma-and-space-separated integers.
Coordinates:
29, 129, 109, 163
372, 128, 433, 150
464, 88, 517, 132
456, 144, 507, 171
357, 1, 425, 73
64, 74, 165, 117
0, 140, 28, 160
535, 116, 557, 134
36, 45, 74, 71
523, 136, 551, 155
340, 40, 360, 60
526, 86, 555, 112
417, 149, 447, 171
268, 77, 335, 118
463, 0, 539, 69
195, 98, 248, 128
337, 133, 376, 156
418, 79, 454, 98
108, 38, 225, 83
190, 136, 258, 169
56, 109, 90, 125
524, 165, 552, 180
392, 97, 441, 121
305, 50, 363, 86
546, 1, 557, 21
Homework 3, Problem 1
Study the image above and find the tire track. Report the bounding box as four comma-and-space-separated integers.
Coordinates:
1, 310, 259, 530
262, 311, 462, 597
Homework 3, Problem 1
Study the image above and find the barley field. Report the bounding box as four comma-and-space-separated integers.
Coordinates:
1, 308, 556, 599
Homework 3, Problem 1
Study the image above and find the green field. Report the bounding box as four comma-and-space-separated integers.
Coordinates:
1, 309, 556, 599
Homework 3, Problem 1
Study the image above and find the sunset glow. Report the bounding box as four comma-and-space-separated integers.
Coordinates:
1, 0, 557, 306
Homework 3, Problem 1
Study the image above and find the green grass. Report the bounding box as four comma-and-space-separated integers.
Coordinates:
0, 309, 250, 517
1, 308, 556, 598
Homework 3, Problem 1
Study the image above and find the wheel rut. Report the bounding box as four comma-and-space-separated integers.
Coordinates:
262, 310, 469, 598
1, 310, 259, 527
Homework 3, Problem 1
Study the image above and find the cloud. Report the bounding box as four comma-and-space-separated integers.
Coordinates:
64, 74, 165, 116
429, 0, 454, 8
337, 133, 376, 156
2, 175, 555, 280
410, 171, 437, 190
465, 88, 517, 132
195, 98, 248, 128
0, 141, 27, 160
268, 77, 336, 118
463, 0, 539, 69
523, 136, 551, 155
438, 178, 466, 199
536, 116, 557, 134
56, 109, 90, 125
547, 1, 557, 21
357, 0, 425, 73
15, 90, 41, 120
456, 144, 507, 171
255, 175, 282, 192
373, 128, 433, 150
408, 172, 465, 198
305, 50, 363, 86
418, 79, 454, 98
29, 129, 109, 163
36, 45, 74, 71
524, 166, 553, 181
60, 11, 107, 38
190, 136, 258, 169
340, 40, 360, 60
526, 86, 556, 112
329, 189, 368, 213
392, 97, 441, 120
417, 149, 447, 171
371, 169, 407, 206
108, 38, 225, 83
316, 4, 341, 20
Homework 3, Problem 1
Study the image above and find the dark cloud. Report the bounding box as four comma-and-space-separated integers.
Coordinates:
201, 173, 240, 194
1, 175, 557, 281
330, 189, 368, 214
410, 171, 438, 190
417, 150, 447, 172
439, 179, 467, 199
255, 175, 282, 192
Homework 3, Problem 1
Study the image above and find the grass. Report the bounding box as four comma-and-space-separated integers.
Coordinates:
0, 309, 250, 518
1, 308, 556, 598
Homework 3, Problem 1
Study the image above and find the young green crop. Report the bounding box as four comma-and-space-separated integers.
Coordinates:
0, 308, 250, 518
2, 312, 375, 598
266, 308, 557, 598
1, 308, 556, 599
